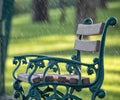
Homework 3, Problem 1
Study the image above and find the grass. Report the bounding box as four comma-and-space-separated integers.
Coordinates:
5, 1, 120, 100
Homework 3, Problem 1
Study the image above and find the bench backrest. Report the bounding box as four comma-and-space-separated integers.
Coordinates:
74, 17, 117, 63
75, 23, 104, 52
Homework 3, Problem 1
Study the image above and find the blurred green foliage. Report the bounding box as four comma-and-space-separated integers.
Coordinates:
49, 0, 75, 8
14, 0, 31, 14
14, 0, 75, 14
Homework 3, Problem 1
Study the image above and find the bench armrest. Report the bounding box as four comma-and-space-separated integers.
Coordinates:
27, 56, 97, 84
12, 54, 50, 80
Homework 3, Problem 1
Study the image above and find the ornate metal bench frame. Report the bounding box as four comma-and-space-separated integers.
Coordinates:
12, 17, 117, 100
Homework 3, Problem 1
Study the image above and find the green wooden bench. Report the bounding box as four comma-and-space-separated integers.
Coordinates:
12, 17, 117, 100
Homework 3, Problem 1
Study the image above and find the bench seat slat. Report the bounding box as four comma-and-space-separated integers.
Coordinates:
74, 39, 100, 52
77, 23, 105, 35
18, 73, 41, 83
17, 73, 90, 85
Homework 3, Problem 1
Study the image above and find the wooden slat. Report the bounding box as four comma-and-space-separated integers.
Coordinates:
62, 74, 90, 85
74, 39, 100, 52
17, 73, 90, 85
18, 73, 41, 83
18, 73, 55, 83
62, 74, 79, 84
44, 75, 54, 82
57, 75, 66, 83
76, 23, 105, 36
82, 77, 90, 84
37, 73, 58, 82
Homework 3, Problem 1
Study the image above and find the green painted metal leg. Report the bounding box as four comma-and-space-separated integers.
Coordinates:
28, 86, 41, 100
13, 80, 25, 99
91, 89, 106, 100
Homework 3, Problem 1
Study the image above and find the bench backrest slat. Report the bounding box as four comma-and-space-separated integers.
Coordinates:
74, 39, 100, 52
76, 23, 105, 36
75, 22, 105, 52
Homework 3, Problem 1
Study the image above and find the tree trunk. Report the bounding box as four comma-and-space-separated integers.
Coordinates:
96, 0, 107, 8
0, 0, 14, 95
59, 0, 66, 23
32, 0, 49, 22
0, 24, 5, 95
76, 0, 96, 25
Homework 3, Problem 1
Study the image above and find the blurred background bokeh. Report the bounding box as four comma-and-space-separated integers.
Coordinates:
0, 0, 120, 99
